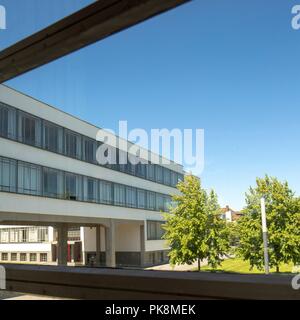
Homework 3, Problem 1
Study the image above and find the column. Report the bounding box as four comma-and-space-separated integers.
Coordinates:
105, 220, 116, 268
140, 225, 145, 267
70, 244, 75, 263
95, 225, 101, 267
57, 224, 68, 266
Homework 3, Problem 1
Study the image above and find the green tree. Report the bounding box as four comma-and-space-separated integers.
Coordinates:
205, 190, 231, 269
163, 175, 230, 271
237, 175, 300, 272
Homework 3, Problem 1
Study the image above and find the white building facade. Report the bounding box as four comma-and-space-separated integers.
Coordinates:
0, 85, 184, 267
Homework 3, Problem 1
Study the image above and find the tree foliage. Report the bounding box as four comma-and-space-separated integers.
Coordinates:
163, 175, 230, 271
237, 175, 300, 272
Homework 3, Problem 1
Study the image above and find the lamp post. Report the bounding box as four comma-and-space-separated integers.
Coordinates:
261, 197, 269, 274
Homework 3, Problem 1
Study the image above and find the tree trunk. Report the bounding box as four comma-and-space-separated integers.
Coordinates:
198, 258, 201, 272
276, 265, 280, 273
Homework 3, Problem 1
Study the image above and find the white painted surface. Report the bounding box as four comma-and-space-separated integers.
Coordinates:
145, 240, 168, 252
116, 222, 141, 252
225, 210, 232, 222
0, 192, 165, 223
0, 242, 51, 252
82, 226, 106, 252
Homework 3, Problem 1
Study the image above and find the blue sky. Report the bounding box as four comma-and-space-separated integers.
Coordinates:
1, 0, 300, 209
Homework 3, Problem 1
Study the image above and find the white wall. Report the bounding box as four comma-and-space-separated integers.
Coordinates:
82, 226, 106, 252
0, 192, 165, 224
0, 243, 52, 252
83, 223, 142, 253
116, 222, 141, 252
225, 210, 232, 222
145, 240, 168, 252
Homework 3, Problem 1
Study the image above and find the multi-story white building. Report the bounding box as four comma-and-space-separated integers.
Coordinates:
0, 84, 184, 267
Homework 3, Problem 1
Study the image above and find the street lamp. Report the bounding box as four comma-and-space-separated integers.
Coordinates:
261, 197, 269, 274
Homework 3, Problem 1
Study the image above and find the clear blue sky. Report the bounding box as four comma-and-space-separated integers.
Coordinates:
1, 0, 300, 210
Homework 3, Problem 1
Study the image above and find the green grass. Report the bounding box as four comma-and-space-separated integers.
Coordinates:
195, 258, 295, 274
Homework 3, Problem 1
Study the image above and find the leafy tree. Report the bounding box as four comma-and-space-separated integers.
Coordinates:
163, 175, 230, 271
205, 190, 231, 269
237, 175, 300, 272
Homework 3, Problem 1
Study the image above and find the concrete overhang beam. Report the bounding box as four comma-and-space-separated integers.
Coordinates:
0, 0, 190, 83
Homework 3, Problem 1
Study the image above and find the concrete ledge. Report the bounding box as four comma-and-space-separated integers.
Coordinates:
2, 264, 300, 300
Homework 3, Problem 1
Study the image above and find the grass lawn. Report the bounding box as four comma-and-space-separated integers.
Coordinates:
196, 258, 295, 274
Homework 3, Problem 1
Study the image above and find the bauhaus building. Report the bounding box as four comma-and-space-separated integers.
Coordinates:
0, 84, 184, 267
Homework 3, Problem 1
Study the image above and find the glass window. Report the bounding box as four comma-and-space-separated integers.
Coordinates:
30, 253, 37, 262
84, 177, 97, 202
126, 162, 136, 175
19, 112, 41, 146
65, 173, 82, 201
40, 253, 48, 262
83, 137, 96, 163
19, 228, 29, 243
44, 122, 63, 153
18, 162, 41, 195
0, 103, 16, 139
156, 194, 165, 211
146, 164, 156, 181
137, 189, 146, 209
118, 150, 127, 173
164, 196, 172, 212
0, 229, 9, 243
157, 223, 165, 239
114, 184, 126, 206
126, 186, 137, 208
127, 154, 137, 175
147, 221, 165, 240
10, 229, 19, 243
163, 168, 171, 186
99, 180, 113, 204
0, 105, 8, 137
65, 173, 76, 200
11, 253, 17, 261
178, 173, 184, 183
136, 162, 147, 179
65, 130, 81, 159
68, 227, 81, 241
38, 227, 48, 242
156, 165, 164, 184
1, 253, 8, 261
20, 253, 27, 262
0, 157, 17, 192
29, 228, 38, 242
147, 191, 156, 210
171, 171, 177, 187
43, 168, 63, 198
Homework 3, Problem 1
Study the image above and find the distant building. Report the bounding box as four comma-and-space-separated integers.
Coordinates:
0, 225, 159, 267
220, 206, 243, 222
